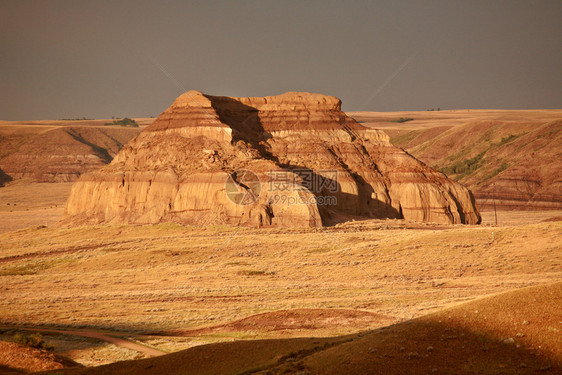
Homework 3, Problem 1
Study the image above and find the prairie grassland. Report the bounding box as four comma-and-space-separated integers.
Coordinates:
0, 219, 560, 339
0, 181, 73, 234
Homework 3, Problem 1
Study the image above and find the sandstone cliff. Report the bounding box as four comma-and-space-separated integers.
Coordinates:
64, 91, 480, 227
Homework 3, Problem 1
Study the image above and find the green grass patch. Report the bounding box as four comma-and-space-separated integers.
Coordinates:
493, 162, 509, 175
444, 147, 471, 163
487, 162, 510, 180
479, 126, 500, 143
480, 162, 511, 183
440, 151, 486, 177
104, 117, 139, 127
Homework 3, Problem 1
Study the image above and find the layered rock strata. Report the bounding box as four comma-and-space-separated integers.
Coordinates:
64, 91, 480, 227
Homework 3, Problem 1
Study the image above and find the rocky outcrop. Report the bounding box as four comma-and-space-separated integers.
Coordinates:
64, 91, 480, 227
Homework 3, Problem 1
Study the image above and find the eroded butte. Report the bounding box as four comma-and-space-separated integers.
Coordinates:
64, 91, 480, 227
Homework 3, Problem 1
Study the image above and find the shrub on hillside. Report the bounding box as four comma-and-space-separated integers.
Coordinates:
441, 151, 486, 176
104, 117, 139, 127
390, 117, 414, 123
9, 332, 54, 351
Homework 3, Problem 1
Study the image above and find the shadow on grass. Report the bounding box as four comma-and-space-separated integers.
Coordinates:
35, 319, 561, 375
0, 168, 12, 187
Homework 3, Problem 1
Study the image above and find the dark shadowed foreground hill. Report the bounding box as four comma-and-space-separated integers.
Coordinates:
40, 282, 561, 375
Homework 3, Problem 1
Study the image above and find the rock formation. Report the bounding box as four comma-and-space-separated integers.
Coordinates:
64, 91, 481, 227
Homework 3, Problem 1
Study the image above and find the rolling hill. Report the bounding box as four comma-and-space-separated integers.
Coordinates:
0, 120, 146, 183
38, 282, 561, 374
351, 109, 562, 210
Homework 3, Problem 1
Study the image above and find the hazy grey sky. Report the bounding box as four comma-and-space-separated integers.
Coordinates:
1, 0, 561, 120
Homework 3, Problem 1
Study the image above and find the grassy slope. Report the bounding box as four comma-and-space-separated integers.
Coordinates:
41, 282, 562, 375
272, 281, 562, 374
0, 181, 73, 234
350, 109, 562, 207
406, 120, 561, 199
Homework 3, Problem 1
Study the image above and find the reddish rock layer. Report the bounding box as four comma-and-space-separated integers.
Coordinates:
64, 91, 480, 227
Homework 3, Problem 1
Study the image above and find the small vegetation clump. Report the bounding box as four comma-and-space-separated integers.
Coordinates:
441, 151, 486, 176
390, 117, 414, 123
481, 162, 511, 182
0, 258, 76, 276
237, 270, 273, 276
105, 117, 139, 127
0, 264, 38, 276
495, 134, 519, 145
491, 162, 509, 177
8, 333, 54, 351
536, 127, 559, 139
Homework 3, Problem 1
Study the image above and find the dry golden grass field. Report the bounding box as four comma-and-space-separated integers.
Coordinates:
0, 181, 560, 372
38, 282, 561, 375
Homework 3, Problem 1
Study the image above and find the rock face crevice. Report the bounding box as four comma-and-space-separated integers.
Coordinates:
64, 91, 481, 227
